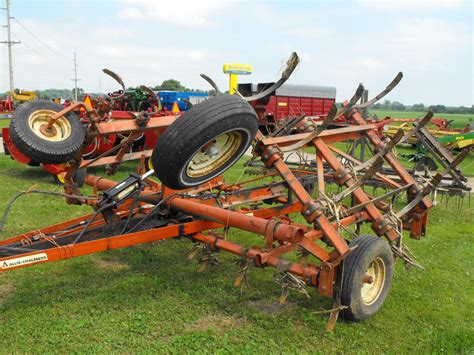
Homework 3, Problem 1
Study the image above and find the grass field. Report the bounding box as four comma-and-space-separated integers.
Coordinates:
0, 155, 472, 352
369, 110, 473, 129
0, 119, 10, 128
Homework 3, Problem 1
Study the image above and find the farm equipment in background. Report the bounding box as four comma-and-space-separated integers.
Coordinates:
0, 53, 471, 330
108, 87, 156, 112
379, 116, 473, 196
239, 83, 336, 134
437, 130, 474, 149
0, 95, 14, 114
158, 91, 209, 111
384, 120, 472, 146
7, 89, 38, 103
2, 70, 177, 183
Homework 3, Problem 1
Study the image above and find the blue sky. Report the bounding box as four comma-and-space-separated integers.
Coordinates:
1, 0, 472, 106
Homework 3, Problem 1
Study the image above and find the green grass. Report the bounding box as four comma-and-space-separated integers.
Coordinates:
369, 110, 473, 129
0, 119, 10, 128
0, 155, 473, 352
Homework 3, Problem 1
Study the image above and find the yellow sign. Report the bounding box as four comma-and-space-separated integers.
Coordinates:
223, 63, 253, 94
223, 63, 253, 75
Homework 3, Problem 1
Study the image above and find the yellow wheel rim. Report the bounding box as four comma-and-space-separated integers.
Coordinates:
147, 157, 154, 171
56, 174, 65, 184
186, 131, 243, 178
361, 257, 386, 305
28, 109, 72, 142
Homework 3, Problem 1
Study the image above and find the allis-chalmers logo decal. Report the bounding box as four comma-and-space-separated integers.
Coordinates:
1, 253, 48, 269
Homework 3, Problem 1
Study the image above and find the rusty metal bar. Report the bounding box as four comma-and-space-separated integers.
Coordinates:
169, 197, 305, 244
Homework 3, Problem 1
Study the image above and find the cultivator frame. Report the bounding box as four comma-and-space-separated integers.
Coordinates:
0, 60, 470, 328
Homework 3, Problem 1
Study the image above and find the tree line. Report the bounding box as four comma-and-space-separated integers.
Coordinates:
0, 79, 216, 101
2, 81, 472, 115
370, 100, 473, 115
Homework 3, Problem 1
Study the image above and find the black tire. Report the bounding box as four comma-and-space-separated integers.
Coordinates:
9, 100, 85, 164
73, 167, 87, 187
152, 94, 258, 189
339, 235, 394, 322
415, 156, 438, 172
53, 168, 87, 187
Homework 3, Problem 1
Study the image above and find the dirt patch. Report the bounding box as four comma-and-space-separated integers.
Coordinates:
246, 299, 296, 315
94, 258, 129, 272
186, 313, 246, 333
0, 279, 15, 306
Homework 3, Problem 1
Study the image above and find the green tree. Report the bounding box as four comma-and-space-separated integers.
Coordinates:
390, 101, 405, 111
157, 79, 189, 91
411, 103, 425, 111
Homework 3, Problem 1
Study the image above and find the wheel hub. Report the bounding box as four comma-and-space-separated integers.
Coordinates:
39, 124, 58, 137
186, 131, 243, 178
361, 257, 386, 305
28, 109, 72, 142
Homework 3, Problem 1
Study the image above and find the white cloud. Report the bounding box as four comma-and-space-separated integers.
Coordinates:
285, 26, 332, 40
377, 18, 470, 71
355, 58, 387, 71
117, 7, 145, 21
357, 0, 464, 11
2, 2, 471, 106
116, 0, 230, 28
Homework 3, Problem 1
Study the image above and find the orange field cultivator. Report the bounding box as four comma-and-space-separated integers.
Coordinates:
0, 53, 469, 329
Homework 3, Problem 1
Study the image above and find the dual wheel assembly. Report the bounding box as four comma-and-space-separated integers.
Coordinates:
8, 95, 394, 321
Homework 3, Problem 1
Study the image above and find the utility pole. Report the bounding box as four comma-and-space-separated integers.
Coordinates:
71, 52, 81, 101
1, 0, 20, 93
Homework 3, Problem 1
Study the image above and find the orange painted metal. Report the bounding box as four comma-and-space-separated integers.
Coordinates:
269, 156, 350, 258
311, 137, 399, 241
169, 197, 305, 244
47, 102, 87, 129
93, 115, 178, 135
191, 233, 320, 284
81, 149, 153, 168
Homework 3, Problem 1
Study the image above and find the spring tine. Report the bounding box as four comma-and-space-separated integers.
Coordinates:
243, 52, 300, 103
200, 74, 221, 95
354, 72, 403, 109
139, 85, 162, 113
186, 243, 201, 260
279, 288, 289, 305
103, 68, 126, 99
234, 266, 248, 288
399, 111, 433, 145
198, 260, 208, 273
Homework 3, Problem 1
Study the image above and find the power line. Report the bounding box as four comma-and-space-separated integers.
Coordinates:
71, 52, 81, 101
12, 17, 58, 56
0, 0, 20, 92
11, 31, 42, 58
12, 15, 89, 79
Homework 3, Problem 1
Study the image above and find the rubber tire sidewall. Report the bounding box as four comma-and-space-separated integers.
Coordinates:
152, 94, 258, 190
9, 100, 85, 164
340, 235, 394, 322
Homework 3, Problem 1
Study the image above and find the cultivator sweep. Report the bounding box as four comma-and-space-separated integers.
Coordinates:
0, 53, 470, 329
